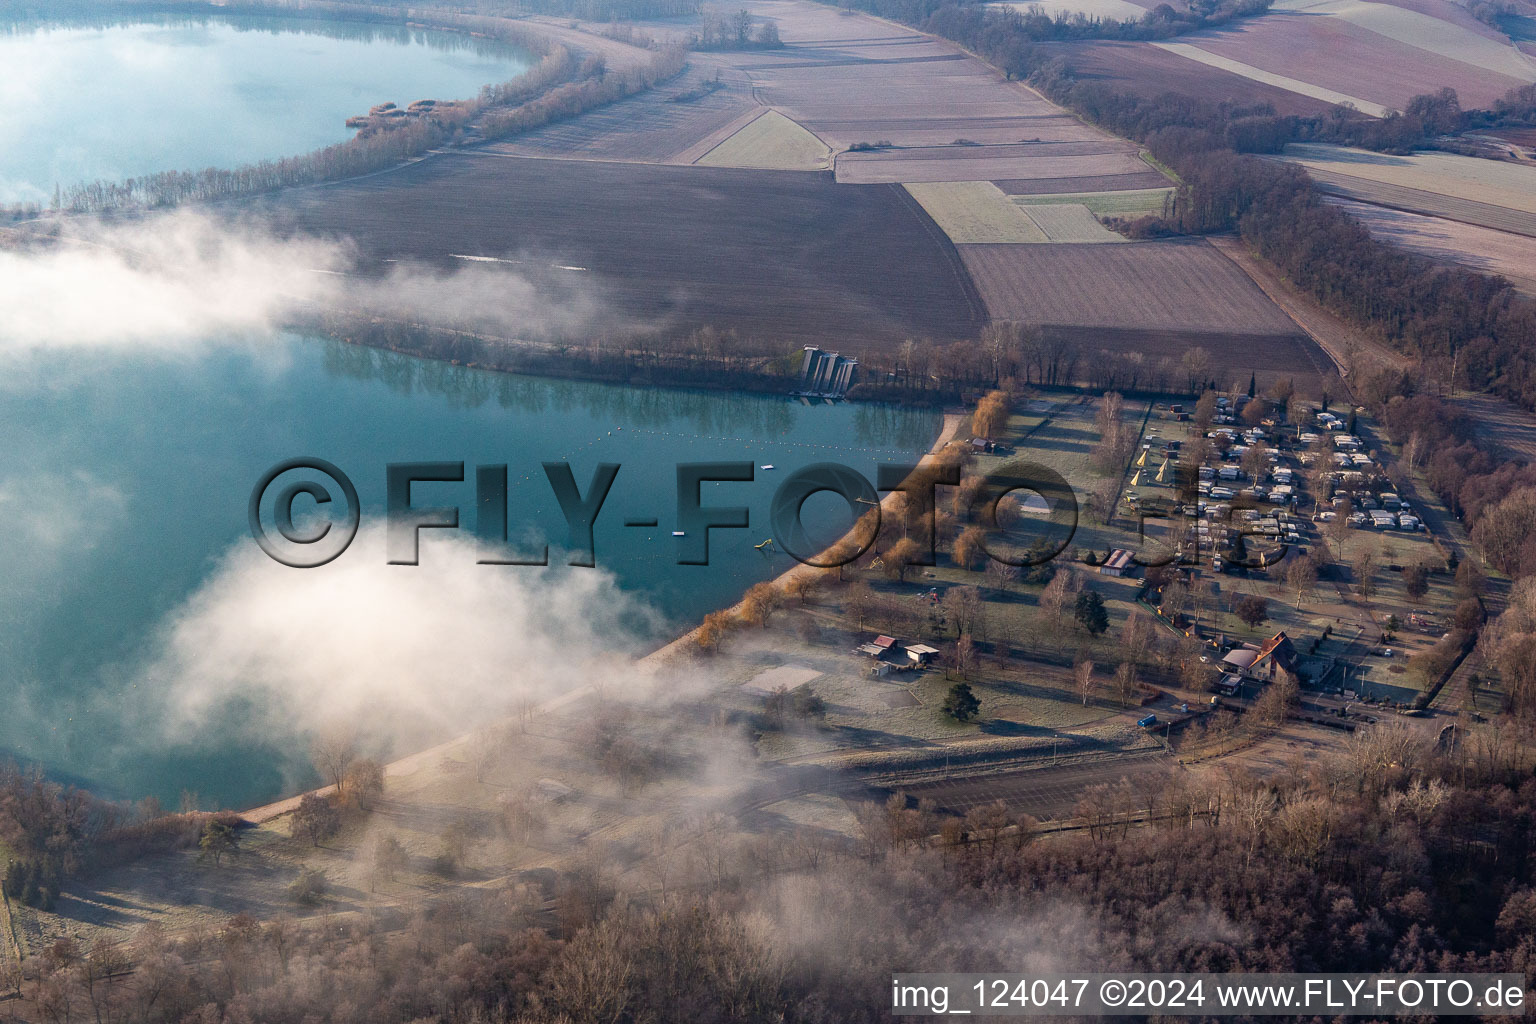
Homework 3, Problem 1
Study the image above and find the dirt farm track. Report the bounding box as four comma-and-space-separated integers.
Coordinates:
256, 153, 987, 347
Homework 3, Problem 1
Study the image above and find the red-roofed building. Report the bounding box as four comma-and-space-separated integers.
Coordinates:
1222, 631, 1298, 682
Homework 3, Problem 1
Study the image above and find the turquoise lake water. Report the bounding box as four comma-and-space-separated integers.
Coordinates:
1, 339, 937, 808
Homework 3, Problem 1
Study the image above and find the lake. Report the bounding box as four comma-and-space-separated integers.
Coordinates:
0, 11, 939, 809
1, 338, 938, 808
0, 13, 528, 204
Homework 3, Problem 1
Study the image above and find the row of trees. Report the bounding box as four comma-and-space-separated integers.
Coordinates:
690, 9, 782, 48
480, 45, 687, 141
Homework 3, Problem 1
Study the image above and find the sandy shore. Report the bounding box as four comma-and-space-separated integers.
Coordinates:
242, 409, 966, 823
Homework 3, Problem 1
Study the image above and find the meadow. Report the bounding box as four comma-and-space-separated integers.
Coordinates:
1020, 202, 1125, 242
695, 108, 831, 169
904, 181, 1050, 243
1014, 187, 1174, 215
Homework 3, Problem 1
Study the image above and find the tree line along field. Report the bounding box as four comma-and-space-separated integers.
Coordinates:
1045, 325, 1330, 391
476, 63, 762, 165
255, 152, 986, 345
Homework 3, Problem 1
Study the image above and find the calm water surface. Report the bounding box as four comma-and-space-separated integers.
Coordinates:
0, 14, 527, 203
2, 338, 938, 807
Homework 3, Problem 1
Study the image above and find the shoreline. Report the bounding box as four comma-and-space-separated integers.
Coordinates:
240, 408, 966, 823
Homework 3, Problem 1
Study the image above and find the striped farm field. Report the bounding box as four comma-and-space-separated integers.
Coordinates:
1014, 187, 1173, 215
1170, 11, 1534, 112
1060, 40, 1340, 116
836, 146, 1152, 184
1330, 198, 1536, 293
904, 181, 1047, 243
1151, 42, 1392, 115
1274, 0, 1536, 80
1302, 169, 1536, 236
696, 110, 830, 170
1281, 145, 1536, 216
957, 238, 1302, 333
1019, 202, 1124, 242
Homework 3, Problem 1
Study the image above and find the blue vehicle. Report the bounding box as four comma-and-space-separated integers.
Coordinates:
1137, 714, 1158, 728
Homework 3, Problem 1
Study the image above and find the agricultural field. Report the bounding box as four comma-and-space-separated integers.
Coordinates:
986, 0, 1149, 20
695, 108, 831, 169
1054, 39, 1339, 116
257, 154, 986, 345
1206, 234, 1412, 375
1303, 170, 1536, 237
996, 170, 1174, 194
713, 0, 1159, 192
805, 113, 1112, 148
1151, 42, 1392, 116
904, 181, 1049, 242
836, 144, 1152, 184
1020, 202, 1125, 242
1275, 0, 1536, 80
1381, 0, 1521, 41
1014, 187, 1173, 215
1282, 145, 1536, 214
957, 238, 1305, 334
1450, 391, 1536, 463
1280, 144, 1536, 236
1162, 8, 1533, 111
478, 64, 760, 165
1331, 198, 1536, 294
1148, 0, 1536, 115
